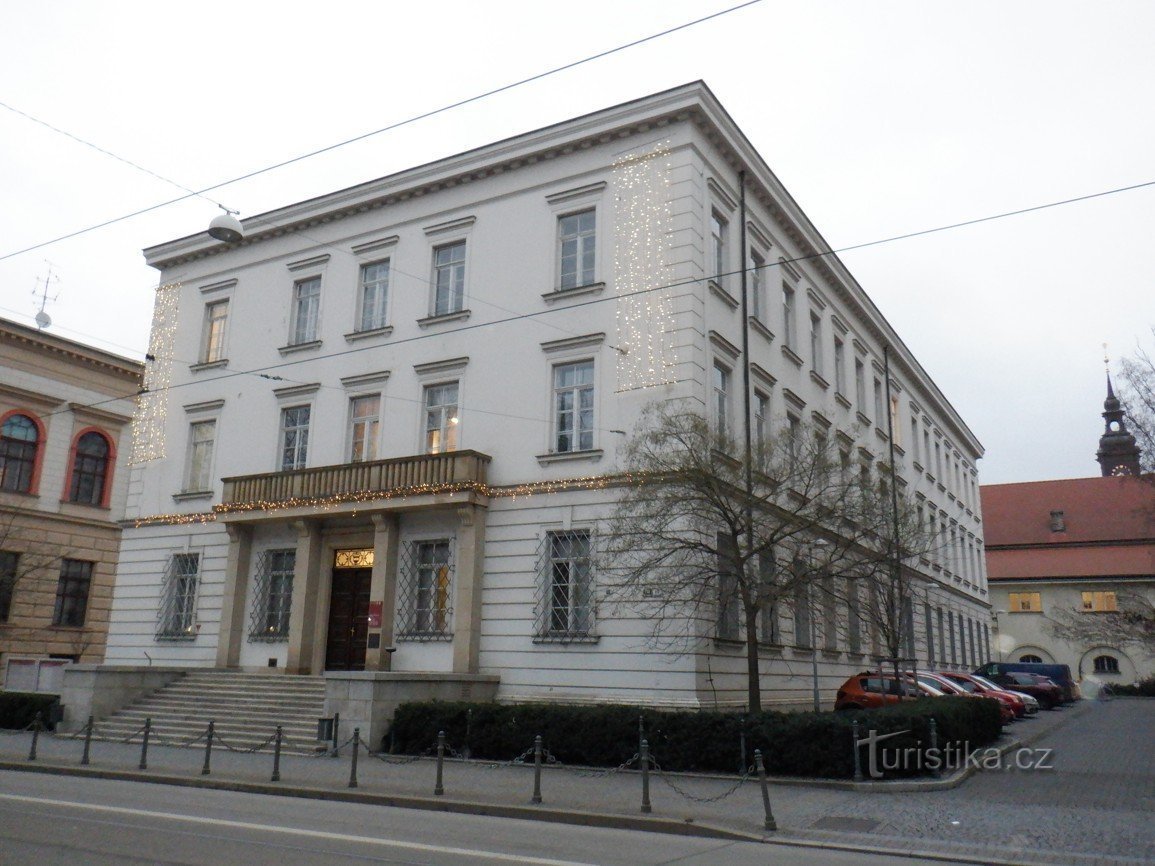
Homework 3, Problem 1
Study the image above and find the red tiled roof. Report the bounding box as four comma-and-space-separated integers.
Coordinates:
986, 544, 1155, 580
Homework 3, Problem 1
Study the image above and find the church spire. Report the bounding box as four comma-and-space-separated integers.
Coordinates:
1096, 369, 1142, 476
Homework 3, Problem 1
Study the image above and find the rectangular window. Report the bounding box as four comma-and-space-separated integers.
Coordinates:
937, 607, 946, 667
202, 299, 229, 363
794, 581, 812, 649
249, 549, 295, 641
968, 619, 977, 665
398, 540, 453, 638
537, 530, 594, 640
935, 441, 943, 479
822, 574, 838, 651
911, 418, 920, 461
710, 211, 728, 289
782, 284, 795, 349
1082, 591, 1117, 612
553, 361, 594, 453
854, 357, 866, 410
432, 241, 466, 315
423, 382, 459, 454
873, 377, 884, 425
279, 406, 310, 471
53, 559, 93, 627
846, 578, 861, 654
290, 276, 321, 345
833, 337, 846, 394
948, 611, 957, 664
754, 390, 770, 447
712, 362, 731, 438
787, 413, 801, 467
348, 395, 380, 463
809, 313, 823, 376
185, 420, 216, 492
902, 597, 915, 659
157, 553, 199, 639
716, 533, 740, 641
0, 550, 17, 622
923, 429, 932, 470
758, 553, 779, 643
890, 395, 901, 444
749, 249, 765, 319
925, 602, 935, 667
558, 210, 596, 290
957, 612, 967, 666
358, 260, 391, 332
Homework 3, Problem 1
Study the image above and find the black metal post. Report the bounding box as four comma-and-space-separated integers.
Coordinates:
464, 707, 472, 760
531, 735, 543, 804
434, 730, 445, 796
331, 713, 340, 757
755, 749, 777, 831
852, 719, 864, 782
739, 718, 747, 775
928, 718, 941, 779
271, 725, 282, 782
640, 738, 652, 814
139, 718, 151, 770
201, 721, 214, 775
80, 715, 93, 766
348, 728, 360, 789
28, 712, 41, 761
637, 714, 644, 761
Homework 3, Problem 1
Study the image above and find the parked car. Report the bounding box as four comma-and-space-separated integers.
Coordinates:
915, 671, 1014, 724
936, 671, 1028, 718
980, 670, 1064, 709
835, 673, 937, 710
974, 662, 1079, 703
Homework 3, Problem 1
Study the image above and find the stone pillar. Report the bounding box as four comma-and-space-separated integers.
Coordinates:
365, 513, 400, 671
286, 520, 324, 674
451, 504, 487, 673
215, 524, 253, 668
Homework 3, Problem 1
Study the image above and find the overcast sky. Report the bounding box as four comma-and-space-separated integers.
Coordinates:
1, 1, 1152, 485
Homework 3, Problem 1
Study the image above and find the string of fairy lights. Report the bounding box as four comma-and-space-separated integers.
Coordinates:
612, 140, 676, 391
129, 281, 180, 464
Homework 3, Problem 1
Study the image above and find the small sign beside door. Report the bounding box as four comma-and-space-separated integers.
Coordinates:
367, 601, 382, 628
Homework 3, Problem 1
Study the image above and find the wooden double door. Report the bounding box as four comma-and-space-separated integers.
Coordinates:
325, 567, 371, 671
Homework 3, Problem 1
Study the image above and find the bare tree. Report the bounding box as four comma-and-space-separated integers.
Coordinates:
1045, 589, 1155, 657
0, 505, 69, 656
600, 402, 895, 714
1118, 329, 1155, 474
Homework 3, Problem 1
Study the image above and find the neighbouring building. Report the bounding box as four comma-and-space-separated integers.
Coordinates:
0, 317, 142, 692
101, 82, 989, 726
983, 378, 1155, 689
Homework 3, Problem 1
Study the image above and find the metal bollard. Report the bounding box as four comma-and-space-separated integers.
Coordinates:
640, 738, 652, 814
464, 708, 473, 760
755, 749, 777, 831
928, 718, 941, 779
739, 719, 747, 776
271, 726, 283, 782
201, 721, 214, 776
637, 714, 645, 761
331, 713, 340, 757
81, 715, 94, 766
348, 728, 360, 789
434, 730, 445, 796
139, 718, 152, 771
852, 719, 863, 783
28, 712, 42, 761
531, 735, 543, 804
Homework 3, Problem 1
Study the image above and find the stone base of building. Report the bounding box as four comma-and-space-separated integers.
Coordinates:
59, 664, 188, 733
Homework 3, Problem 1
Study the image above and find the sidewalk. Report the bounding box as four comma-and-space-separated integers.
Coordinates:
1, 700, 1130, 866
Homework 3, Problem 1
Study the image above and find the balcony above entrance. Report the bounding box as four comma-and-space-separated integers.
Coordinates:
217, 450, 491, 521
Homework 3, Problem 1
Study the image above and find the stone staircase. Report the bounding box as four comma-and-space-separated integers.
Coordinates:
93, 670, 326, 755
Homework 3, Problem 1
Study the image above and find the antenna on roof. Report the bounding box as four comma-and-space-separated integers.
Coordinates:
32, 263, 60, 330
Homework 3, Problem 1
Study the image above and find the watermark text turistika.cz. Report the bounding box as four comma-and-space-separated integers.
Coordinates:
857, 729, 1055, 779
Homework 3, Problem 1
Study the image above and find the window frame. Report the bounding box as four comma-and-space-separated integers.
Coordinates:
52, 558, 93, 627
157, 552, 200, 640
809, 311, 824, 376
431, 240, 467, 317
710, 210, 729, 291
279, 405, 311, 472
781, 283, 796, 349
422, 381, 460, 455
357, 259, 392, 333
0, 411, 45, 495
201, 298, 230, 363
347, 393, 381, 463
248, 548, 295, 642
289, 275, 322, 345
1081, 590, 1118, 612
551, 359, 595, 454
397, 538, 454, 640
183, 419, 217, 494
557, 209, 597, 291
0, 550, 17, 622
536, 529, 596, 642
749, 248, 766, 320
712, 361, 732, 438
65, 428, 114, 507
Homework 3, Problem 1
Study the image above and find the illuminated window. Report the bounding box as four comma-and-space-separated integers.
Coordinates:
1082, 591, 1117, 612
423, 383, 459, 454
1009, 591, 1042, 612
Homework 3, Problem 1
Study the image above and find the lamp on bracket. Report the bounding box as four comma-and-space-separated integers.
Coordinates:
207, 205, 244, 243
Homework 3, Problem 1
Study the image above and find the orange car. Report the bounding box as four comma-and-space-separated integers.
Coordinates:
834, 672, 940, 710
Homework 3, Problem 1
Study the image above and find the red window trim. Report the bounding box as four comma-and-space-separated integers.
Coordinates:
0, 408, 47, 496
61, 426, 117, 508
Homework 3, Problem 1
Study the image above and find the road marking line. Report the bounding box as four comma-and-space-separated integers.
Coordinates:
0, 793, 601, 866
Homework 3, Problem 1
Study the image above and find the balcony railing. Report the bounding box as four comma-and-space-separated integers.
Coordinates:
219, 450, 491, 512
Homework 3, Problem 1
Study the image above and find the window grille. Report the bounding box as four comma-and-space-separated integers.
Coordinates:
534, 530, 595, 642
157, 553, 199, 640
248, 549, 295, 642
396, 539, 453, 640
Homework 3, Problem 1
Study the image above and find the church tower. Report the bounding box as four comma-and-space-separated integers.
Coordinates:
1096, 374, 1142, 476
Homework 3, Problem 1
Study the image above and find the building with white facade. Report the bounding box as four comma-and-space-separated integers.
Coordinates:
103, 82, 989, 718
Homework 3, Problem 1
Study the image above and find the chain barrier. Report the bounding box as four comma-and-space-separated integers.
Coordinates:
542, 747, 640, 777
212, 730, 278, 755
362, 741, 433, 765
650, 755, 753, 803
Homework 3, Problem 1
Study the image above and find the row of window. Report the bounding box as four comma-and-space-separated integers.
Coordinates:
182, 360, 596, 491
198, 208, 600, 365
155, 529, 595, 643
1008, 590, 1119, 613
0, 412, 116, 506
0, 551, 93, 627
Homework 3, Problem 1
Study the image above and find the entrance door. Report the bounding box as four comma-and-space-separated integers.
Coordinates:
325, 567, 372, 671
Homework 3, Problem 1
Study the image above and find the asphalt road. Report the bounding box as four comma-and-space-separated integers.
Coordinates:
0, 772, 948, 866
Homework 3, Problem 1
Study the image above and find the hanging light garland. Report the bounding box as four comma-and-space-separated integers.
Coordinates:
613, 140, 675, 392
129, 282, 181, 465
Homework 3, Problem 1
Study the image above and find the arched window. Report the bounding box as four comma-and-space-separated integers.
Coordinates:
0, 414, 40, 493
68, 431, 112, 506
1020, 654, 1043, 664
1093, 655, 1119, 674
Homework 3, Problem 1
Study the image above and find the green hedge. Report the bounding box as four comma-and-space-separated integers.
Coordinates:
0, 691, 60, 731
388, 696, 1002, 779
1107, 676, 1155, 697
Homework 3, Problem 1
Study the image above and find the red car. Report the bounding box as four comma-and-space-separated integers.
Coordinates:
937, 671, 1027, 718
983, 671, 1064, 710
916, 671, 1014, 724
835, 672, 940, 710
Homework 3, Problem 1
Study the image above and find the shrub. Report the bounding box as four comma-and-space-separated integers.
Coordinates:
0, 691, 60, 731
388, 695, 1002, 779
1107, 676, 1155, 697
